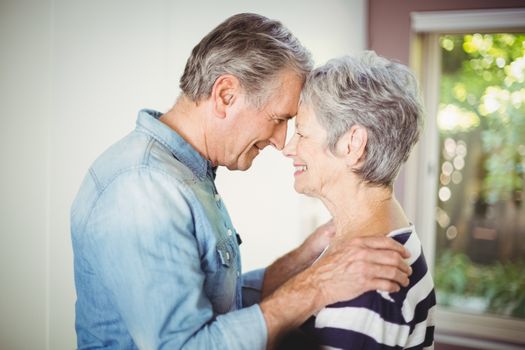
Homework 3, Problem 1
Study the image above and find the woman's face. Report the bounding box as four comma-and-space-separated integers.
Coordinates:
283, 103, 346, 198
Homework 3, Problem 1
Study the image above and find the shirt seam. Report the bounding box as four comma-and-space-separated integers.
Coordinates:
136, 125, 207, 181
142, 136, 155, 166
88, 167, 102, 192
78, 164, 195, 241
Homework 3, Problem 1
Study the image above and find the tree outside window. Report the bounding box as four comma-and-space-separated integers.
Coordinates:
434, 33, 525, 320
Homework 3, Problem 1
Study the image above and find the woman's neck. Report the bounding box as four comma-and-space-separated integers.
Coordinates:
320, 180, 410, 240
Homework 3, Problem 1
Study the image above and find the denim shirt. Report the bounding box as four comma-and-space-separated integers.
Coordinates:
71, 109, 267, 350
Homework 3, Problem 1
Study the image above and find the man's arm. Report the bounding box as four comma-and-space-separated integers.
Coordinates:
80, 170, 267, 350
262, 220, 335, 298
260, 235, 412, 349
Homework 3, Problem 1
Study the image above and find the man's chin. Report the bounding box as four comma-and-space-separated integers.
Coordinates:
225, 150, 260, 171
226, 158, 255, 171
238, 159, 255, 171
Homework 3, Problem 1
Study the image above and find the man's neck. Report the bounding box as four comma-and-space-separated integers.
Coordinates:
160, 96, 218, 166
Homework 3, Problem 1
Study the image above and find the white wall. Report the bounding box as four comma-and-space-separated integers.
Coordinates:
0, 1, 52, 349
0, 1, 366, 349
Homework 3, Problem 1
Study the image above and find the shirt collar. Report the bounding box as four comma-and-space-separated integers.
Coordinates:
135, 109, 215, 180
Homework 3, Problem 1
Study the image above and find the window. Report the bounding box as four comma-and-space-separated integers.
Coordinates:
435, 32, 525, 319
408, 9, 525, 349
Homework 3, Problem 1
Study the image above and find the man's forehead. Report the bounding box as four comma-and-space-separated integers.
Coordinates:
269, 70, 303, 116
272, 106, 297, 120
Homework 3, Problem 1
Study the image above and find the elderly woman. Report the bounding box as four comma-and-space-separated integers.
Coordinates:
282, 52, 435, 349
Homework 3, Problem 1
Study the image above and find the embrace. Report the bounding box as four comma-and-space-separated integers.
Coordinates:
71, 13, 435, 350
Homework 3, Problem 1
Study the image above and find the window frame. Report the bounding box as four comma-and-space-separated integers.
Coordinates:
405, 8, 525, 348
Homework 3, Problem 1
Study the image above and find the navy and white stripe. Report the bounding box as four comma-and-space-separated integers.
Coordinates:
302, 227, 436, 350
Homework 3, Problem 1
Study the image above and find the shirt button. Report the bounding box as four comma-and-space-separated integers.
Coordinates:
214, 194, 221, 201
227, 229, 233, 236
236, 271, 240, 277
225, 251, 230, 261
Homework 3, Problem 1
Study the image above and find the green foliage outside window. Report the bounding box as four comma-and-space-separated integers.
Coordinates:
439, 33, 525, 203
435, 33, 525, 319
435, 251, 525, 318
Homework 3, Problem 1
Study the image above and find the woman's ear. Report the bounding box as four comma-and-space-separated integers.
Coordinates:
211, 74, 239, 118
339, 124, 368, 168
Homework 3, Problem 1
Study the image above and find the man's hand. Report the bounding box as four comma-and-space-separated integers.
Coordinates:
297, 219, 335, 263
262, 220, 335, 298
309, 235, 412, 306
260, 235, 411, 349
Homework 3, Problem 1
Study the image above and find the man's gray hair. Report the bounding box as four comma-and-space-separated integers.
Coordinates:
180, 13, 313, 107
302, 51, 424, 187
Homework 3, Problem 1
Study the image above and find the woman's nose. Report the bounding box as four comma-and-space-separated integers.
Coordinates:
282, 134, 297, 157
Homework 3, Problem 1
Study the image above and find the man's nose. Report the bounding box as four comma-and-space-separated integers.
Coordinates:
271, 122, 288, 150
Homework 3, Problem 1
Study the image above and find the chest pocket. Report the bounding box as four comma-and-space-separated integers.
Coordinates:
217, 242, 233, 267
207, 237, 238, 314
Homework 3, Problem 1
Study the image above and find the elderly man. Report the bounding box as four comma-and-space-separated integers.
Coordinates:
71, 13, 411, 350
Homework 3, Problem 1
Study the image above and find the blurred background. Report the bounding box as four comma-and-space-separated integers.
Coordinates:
0, 0, 524, 349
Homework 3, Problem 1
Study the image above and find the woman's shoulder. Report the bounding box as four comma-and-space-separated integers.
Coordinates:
301, 226, 436, 349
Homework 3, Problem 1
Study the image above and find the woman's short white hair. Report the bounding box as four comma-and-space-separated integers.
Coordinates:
302, 51, 424, 187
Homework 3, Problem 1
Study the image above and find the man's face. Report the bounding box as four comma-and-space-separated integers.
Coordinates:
222, 70, 303, 171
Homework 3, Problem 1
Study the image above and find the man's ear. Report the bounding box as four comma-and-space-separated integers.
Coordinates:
338, 124, 368, 168
211, 74, 239, 118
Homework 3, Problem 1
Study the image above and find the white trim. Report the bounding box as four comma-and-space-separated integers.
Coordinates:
411, 8, 525, 33
435, 308, 525, 346
405, 33, 441, 273
436, 333, 525, 350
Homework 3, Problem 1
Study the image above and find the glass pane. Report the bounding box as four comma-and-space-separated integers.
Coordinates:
434, 33, 525, 320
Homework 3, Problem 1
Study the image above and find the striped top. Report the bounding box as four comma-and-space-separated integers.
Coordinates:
302, 227, 436, 350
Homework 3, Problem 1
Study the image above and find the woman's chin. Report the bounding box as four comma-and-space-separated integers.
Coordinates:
294, 183, 316, 197
293, 183, 305, 194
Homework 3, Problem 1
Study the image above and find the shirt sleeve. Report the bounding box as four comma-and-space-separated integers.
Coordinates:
82, 168, 267, 350
242, 268, 266, 307
309, 288, 435, 349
